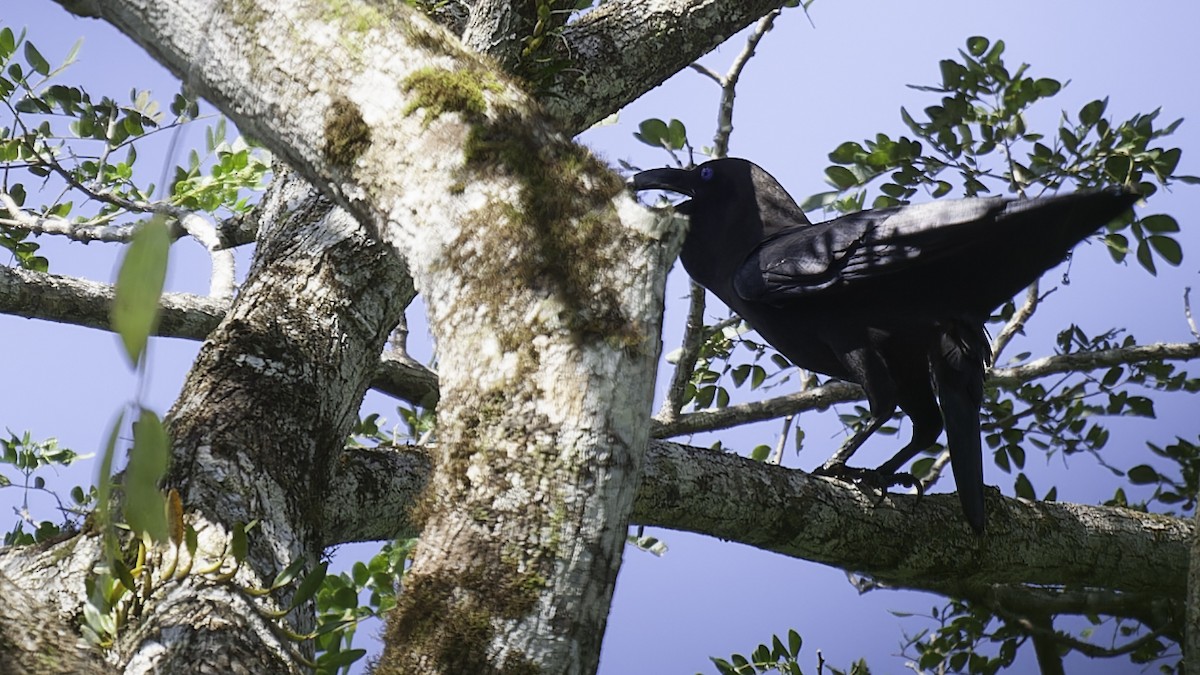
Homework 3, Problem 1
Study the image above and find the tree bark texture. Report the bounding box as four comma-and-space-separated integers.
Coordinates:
45, 0, 696, 672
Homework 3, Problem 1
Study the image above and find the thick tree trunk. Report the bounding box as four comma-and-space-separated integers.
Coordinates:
32, 1, 699, 672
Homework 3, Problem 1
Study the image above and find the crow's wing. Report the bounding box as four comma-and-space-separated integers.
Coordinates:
733, 197, 1009, 303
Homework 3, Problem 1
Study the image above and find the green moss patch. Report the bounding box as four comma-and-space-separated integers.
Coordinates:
322, 95, 371, 167
401, 67, 502, 127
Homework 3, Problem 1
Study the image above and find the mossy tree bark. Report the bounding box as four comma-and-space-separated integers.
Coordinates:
15, 0, 768, 672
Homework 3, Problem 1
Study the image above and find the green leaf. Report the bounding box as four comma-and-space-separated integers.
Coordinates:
731, 364, 750, 388
1141, 214, 1180, 234
1127, 464, 1160, 485
825, 165, 858, 189
111, 217, 170, 365
829, 141, 864, 164
799, 190, 840, 212
124, 408, 170, 541
966, 36, 989, 57
750, 365, 766, 389
1014, 472, 1034, 500
289, 562, 329, 609
317, 648, 367, 669
749, 445, 771, 462
634, 118, 669, 148
1104, 154, 1131, 182
96, 411, 125, 546
1034, 77, 1061, 97
271, 557, 308, 590
231, 522, 249, 562
787, 629, 802, 658
24, 41, 50, 76
1079, 98, 1108, 126
666, 119, 687, 150
0, 28, 15, 59
1149, 235, 1182, 266
1135, 239, 1157, 275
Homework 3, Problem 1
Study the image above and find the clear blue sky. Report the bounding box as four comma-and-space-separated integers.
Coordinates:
3, 2, 1198, 673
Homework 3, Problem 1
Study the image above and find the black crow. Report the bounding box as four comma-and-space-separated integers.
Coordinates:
631, 158, 1138, 532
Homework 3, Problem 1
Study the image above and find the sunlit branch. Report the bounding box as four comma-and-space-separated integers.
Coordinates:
0, 266, 439, 404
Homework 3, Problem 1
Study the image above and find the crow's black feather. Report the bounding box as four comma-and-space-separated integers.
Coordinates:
631, 158, 1138, 533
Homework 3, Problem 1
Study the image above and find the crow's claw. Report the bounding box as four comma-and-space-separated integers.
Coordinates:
813, 464, 925, 506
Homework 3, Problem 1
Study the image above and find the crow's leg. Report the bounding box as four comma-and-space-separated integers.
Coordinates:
815, 344, 896, 474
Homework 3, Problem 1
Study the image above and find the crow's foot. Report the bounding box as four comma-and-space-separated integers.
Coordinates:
812, 463, 925, 506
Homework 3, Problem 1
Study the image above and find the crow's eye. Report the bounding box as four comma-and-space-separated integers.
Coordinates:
699, 167, 714, 181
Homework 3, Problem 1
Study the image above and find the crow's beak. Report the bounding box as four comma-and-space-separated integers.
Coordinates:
627, 167, 696, 196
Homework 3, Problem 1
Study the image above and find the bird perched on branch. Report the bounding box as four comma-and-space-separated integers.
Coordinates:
630, 158, 1138, 532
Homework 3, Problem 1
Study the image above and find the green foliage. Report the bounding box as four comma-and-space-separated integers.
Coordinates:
124, 408, 170, 541
982, 324, 1200, 509
0, 430, 90, 545
669, 320, 796, 413
707, 628, 867, 675
897, 601, 1021, 675
172, 117, 270, 213
635, 117, 690, 153
897, 598, 1180, 674
111, 216, 169, 365
802, 35, 1195, 276
314, 539, 415, 674
709, 629, 805, 675
1, 23, 268, 273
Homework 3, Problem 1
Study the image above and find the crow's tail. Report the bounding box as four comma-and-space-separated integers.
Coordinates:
931, 321, 990, 533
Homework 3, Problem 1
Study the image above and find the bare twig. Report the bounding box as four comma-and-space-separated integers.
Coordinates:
2, 190, 236, 298
177, 210, 236, 298
769, 414, 794, 465
0, 266, 439, 405
918, 448, 952, 490
1, 191, 131, 242
687, 63, 721, 84
1185, 287, 1199, 340
991, 282, 1053, 361
657, 6, 783, 423
709, 8, 782, 158
1001, 607, 1173, 660
656, 281, 708, 422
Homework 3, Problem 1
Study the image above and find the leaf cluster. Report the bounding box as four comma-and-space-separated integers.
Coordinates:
801, 35, 1195, 276
1, 22, 268, 273
0, 430, 91, 545
313, 538, 415, 674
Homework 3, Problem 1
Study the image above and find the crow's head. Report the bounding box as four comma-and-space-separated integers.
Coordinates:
629, 158, 809, 234
627, 158, 755, 215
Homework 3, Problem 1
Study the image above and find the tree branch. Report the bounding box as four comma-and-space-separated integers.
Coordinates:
0, 266, 440, 404
652, 341, 1200, 438
0, 265, 224, 339
324, 440, 1192, 598
548, 0, 788, 131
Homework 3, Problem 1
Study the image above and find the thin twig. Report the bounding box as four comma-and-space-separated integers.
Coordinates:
770, 414, 794, 465
919, 449, 952, 490
656, 281, 708, 422
712, 8, 782, 157
991, 282, 1052, 361
1185, 287, 1199, 340
658, 6, 784, 422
